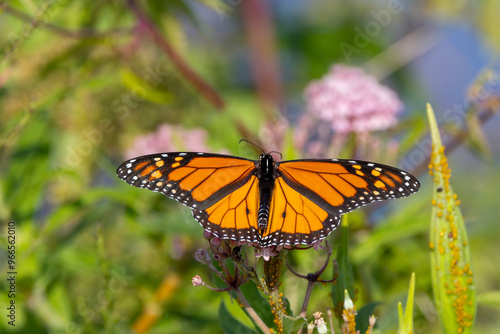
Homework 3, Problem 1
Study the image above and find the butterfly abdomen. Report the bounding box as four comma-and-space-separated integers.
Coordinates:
258, 189, 272, 231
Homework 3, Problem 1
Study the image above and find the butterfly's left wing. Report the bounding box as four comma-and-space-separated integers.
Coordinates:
117, 152, 261, 243
260, 159, 420, 247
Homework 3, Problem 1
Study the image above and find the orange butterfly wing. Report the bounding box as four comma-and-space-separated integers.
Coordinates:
259, 159, 420, 246
116, 153, 261, 243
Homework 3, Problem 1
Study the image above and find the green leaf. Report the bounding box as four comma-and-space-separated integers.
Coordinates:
237, 282, 275, 329
356, 301, 381, 333
332, 215, 355, 319
219, 300, 256, 334
397, 273, 415, 334
48, 283, 72, 324
282, 314, 307, 334
120, 68, 173, 104
427, 103, 476, 334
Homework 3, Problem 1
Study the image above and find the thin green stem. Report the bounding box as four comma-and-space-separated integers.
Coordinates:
126, 0, 225, 110
234, 286, 272, 334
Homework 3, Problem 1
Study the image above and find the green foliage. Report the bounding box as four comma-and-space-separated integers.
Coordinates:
219, 301, 256, 334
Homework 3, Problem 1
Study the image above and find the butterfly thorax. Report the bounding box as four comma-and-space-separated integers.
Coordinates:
257, 154, 276, 234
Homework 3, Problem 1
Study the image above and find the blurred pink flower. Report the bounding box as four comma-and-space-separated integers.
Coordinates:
304, 65, 403, 134
125, 123, 210, 159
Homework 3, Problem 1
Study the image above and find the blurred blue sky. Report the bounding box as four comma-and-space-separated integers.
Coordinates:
411, 24, 489, 113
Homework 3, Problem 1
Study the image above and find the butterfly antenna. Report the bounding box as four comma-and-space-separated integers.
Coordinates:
269, 150, 283, 160
239, 139, 265, 154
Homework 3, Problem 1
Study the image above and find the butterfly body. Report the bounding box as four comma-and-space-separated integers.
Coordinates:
117, 151, 420, 248
256, 153, 276, 234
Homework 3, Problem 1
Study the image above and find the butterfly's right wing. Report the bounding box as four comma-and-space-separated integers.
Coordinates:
259, 159, 420, 247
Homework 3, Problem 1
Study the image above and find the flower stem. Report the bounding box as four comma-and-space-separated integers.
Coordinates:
298, 280, 314, 318
296, 280, 314, 334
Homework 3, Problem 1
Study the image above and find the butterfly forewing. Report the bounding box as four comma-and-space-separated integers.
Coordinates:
277, 159, 420, 217
116, 152, 261, 242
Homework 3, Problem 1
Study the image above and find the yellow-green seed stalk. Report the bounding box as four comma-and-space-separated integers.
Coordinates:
341, 290, 357, 334
427, 104, 476, 333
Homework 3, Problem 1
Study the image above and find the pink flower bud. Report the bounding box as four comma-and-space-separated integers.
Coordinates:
210, 237, 221, 247
203, 230, 214, 240
191, 275, 203, 287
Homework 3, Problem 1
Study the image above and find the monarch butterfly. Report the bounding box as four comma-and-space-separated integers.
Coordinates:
116, 151, 420, 248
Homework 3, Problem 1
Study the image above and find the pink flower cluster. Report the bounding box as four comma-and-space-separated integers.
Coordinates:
125, 123, 210, 159
304, 65, 403, 134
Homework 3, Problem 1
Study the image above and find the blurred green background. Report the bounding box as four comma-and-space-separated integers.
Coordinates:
1, 0, 500, 333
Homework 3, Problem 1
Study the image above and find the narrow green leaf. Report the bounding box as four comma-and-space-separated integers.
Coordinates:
427, 103, 476, 333
332, 215, 355, 319
219, 300, 257, 334
397, 302, 404, 330
398, 273, 415, 334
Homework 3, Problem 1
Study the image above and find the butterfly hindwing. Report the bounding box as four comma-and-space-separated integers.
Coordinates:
260, 176, 340, 247
277, 159, 420, 216
116, 152, 260, 242
192, 175, 261, 244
